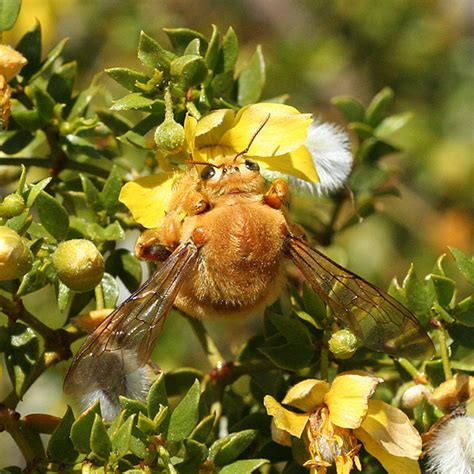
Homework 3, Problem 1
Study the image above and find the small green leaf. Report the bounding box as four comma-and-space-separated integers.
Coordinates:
170, 55, 208, 89
221, 27, 238, 73
119, 396, 147, 418
205, 25, 220, 71
91, 414, 111, 461
190, 413, 215, 444
70, 400, 101, 453
348, 121, 373, 141
110, 414, 134, 459
105, 249, 142, 293
164, 367, 204, 397
453, 297, 474, 327
88, 221, 125, 241
365, 87, 394, 127
16, 21, 42, 78
106, 67, 150, 91
331, 96, 365, 123
101, 272, 119, 308
167, 379, 200, 441
163, 27, 208, 55
117, 130, 148, 149
47, 406, 78, 464
137, 412, 155, 434
210, 429, 257, 466
358, 137, 399, 163
267, 312, 312, 346
138, 31, 175, 71
259, 342, 313, 371
100, 166, 123, 215
5, 322, 39, 396
238, 45, 265, 106
68, 85, 99, 120
450, 247, 474, 286
219, 459, 268, 474
11, 108, 43, 131
449, 324, 474, 349
375, 111, 413, 138
80, 174, 102, 214
110, 93, 163, 112
184, 38, 201, 55
57, 280, 72, 312
30, 37, 69, 82
0, 0, 21, 31
428, 274, 455, 307
47, 61, 77, 103
26, 177, 52, 207
97, 110, 132, 136
35, 191, 69, 240
147, 372, 168, 419
1, 130, 35, 154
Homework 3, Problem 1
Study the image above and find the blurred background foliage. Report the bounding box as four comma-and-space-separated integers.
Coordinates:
1, 0, 472, 468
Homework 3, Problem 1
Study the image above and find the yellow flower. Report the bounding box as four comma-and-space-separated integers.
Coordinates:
264, 372, 422, 474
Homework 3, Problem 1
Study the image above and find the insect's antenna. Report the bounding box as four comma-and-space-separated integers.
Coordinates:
233, 113, 271, 162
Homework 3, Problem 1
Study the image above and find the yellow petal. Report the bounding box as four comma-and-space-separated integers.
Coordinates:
355, 406, 421, 474
324, 373, 380, 429
264, 395, 308, 438
184, 114, 197, 153
270, 420, 292, 447
194, 109, 235, 148
355, 399, 422, 460
118, 173, 176, 228
282, 379, 330, 412
256, 145, 319, 183
220, 103, 312, 157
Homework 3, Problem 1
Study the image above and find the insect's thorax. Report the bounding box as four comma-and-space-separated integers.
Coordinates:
176, 197, 287, 319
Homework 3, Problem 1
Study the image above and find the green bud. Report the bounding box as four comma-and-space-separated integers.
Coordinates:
53, 239, 104, 292
0, 226, 33, 281
170, 54, 208, 89
154, 118, 185, 154
0, 194, 25, 218
328, 329, 359, 359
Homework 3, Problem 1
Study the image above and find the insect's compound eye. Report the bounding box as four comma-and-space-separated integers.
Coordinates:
245, 159, 260, 171
201, 165, 216, 180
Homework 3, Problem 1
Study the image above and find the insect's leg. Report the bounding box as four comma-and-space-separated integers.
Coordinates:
264, 178, 289, 209
187, 191, 210, 215
134, 228, 172, 262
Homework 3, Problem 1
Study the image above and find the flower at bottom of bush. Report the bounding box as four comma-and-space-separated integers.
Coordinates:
264, 372, 422, 473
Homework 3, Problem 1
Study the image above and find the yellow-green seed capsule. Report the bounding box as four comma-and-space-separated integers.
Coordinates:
0, 194, 25, 218
328, 329, 359, 359
154, 118, 185, 155
0, 226, 33, 281
53, 239, 104, 292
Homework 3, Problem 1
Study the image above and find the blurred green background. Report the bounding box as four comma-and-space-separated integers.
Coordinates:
1, 0, 473, 467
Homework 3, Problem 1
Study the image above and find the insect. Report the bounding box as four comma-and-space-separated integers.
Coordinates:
64, 135, 434, 418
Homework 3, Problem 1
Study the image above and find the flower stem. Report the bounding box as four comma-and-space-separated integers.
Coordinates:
438, 326, 453, 380
397, 358, 421, 379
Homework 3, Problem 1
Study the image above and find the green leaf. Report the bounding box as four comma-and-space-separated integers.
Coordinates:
331, 96, 365, 123
1, 130, 35, 154
147, 372, 168, 419
184, 38, 201, 55
5, 322, 39, 396
450, 247, 474, 286
101, 272, 119, 308
358, 137, 399, 163
105, 249, 141, 293
138, 31, 175, 71
170, 55, 208, 89
348, 121, 373, 141
70, 400, 101, 453
47, 406, 78, 464
97, 110, 132, 136
427, 274, 455, 307
57, 280, 72, 312
375, 111, 413, 138
219, 459, 268, 474
163, 27, 208, 55
210, 429, 257, 466
449, 324, 474, 349
100, 166, 123, 215
110, 414, 134, 459
164, 367, 204, 397
47, 61, 77, 103
453, 296, 474, 327
259, 342, 314, 371
190, 413, 215, 444
68, 85, 99, 120
238, 45, 265, 106
88, 221, 125, 241
365, 87, 394, 127
0, 0, 21, 31
110, 93, 163, 112
167, 379, 200, 441
137, 412, 156, 434
11, 108, 43, 131
205, 25, 220, 71
119, 396, 147, 418
26, 177, 52, 207
16, 21, 42, 78
221, 27, 238, 73
80, 174, 102, 214
106, 67, 150, 92
267, 312, 312, 346
35, 191, 69, 240
30, 37, 69, 82
91, 414, 111, 461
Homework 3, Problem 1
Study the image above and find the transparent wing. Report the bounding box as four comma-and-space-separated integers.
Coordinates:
287, 236, 434, 359
64, 241, 198, 397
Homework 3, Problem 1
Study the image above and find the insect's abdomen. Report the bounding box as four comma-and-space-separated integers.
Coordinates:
176, 201, 287, 319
